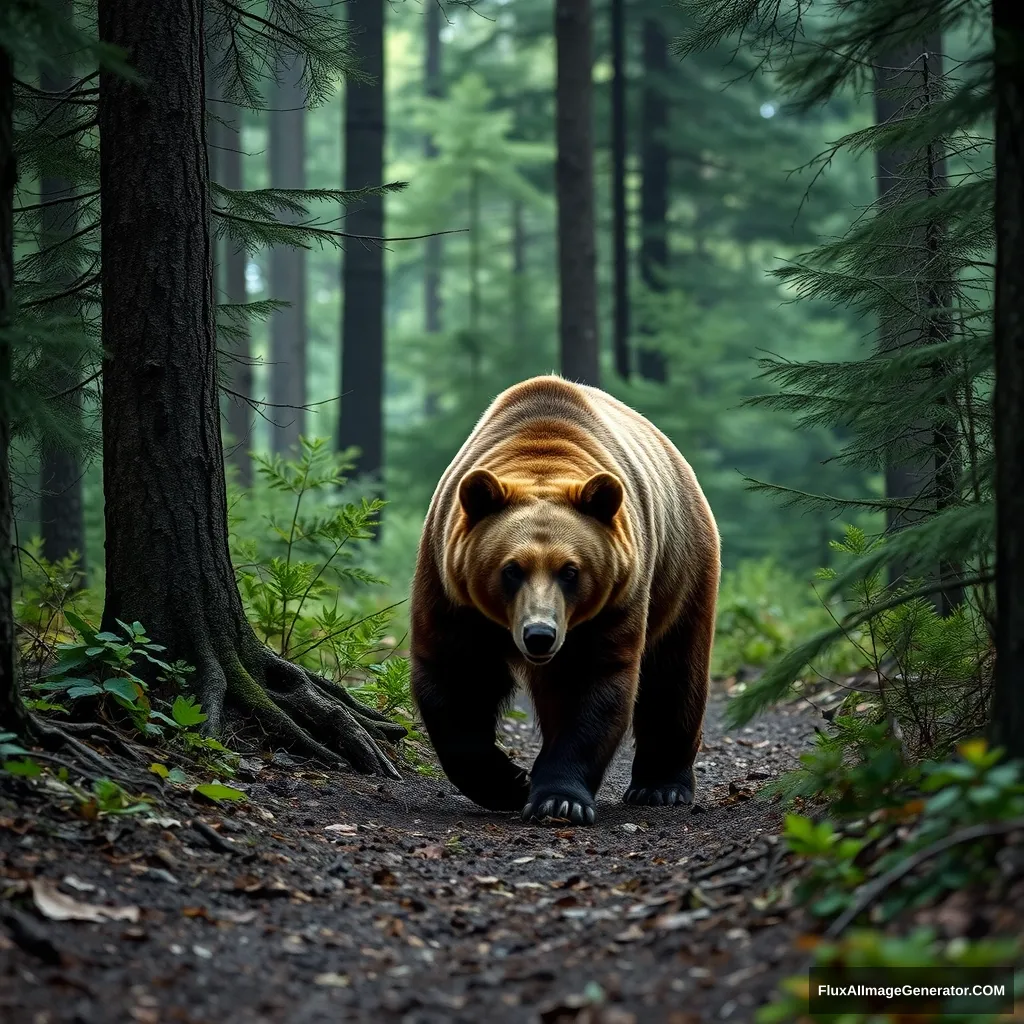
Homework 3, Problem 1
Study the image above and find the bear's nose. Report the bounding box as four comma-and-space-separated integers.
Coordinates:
523, 622, 557, 656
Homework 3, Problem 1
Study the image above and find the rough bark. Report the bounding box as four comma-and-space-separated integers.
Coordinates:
610, 0, 630, 380
992, 0, 1024, 760
96, 0, 403, 773
0, 44, 27, 735
268, 56, 308, 455
38, 0, 86, 573
208, 58, 253, 485
638, 15, 669, 384
874, 40, 960, 608
555, 0, 600, 386
340, 0, 386, 489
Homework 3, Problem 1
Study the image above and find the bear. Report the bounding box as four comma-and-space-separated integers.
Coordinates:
409, 375, 720, 824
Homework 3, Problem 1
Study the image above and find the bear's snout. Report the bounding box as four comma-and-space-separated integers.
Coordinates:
523, 621, 558, 658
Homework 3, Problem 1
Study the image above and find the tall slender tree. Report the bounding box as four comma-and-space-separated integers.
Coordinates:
97, 0, 403, 772
423, 0, 443, 340
0, 35, 21, 733
610, 0, 629, 380
340, 0, 386, 489
555, 0, 600, 386
992, 0, 1024, 760
37, 0, 86, 573
638, 14, 669, 383
268, 56, 308, 454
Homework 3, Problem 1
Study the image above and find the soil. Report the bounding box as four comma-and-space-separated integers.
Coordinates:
0, 683, 823, 1024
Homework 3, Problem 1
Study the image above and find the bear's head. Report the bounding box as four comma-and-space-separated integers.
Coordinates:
447, 468, 633, 665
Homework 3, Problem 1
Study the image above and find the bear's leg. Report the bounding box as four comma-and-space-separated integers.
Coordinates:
523, 622, 642, 825
624, 580, 716, 807
412, 646, 531, 813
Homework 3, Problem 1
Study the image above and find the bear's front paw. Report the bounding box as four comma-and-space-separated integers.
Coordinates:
522, 788, 596, 825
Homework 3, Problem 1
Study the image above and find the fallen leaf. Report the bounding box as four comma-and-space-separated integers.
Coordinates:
314, 972, 350, 987
413, 844, 445, 860
31, 878, 140, 924
512, 856, 535, 865
324, 823, 358, 835
620, 823, 640, 834
61, 875, 96, 894
473, 876, 501, 887
614, 923, 646, 942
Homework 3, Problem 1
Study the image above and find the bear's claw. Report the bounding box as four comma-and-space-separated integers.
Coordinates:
522, 796, 596, 825
622, 783, 694, 807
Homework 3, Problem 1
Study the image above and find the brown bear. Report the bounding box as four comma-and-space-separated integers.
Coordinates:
410, 375, 720, 824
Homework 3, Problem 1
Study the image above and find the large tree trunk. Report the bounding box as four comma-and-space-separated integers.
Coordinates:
38, 1, 86, 574
874, 40, 960, 608
610, 0, 629, 380
992, 0, 1024, 761
340, 0, 386, 490
208, 61, 253, 485
97, 0, 402, 774
555, 0, 600, 386
268, 56, 307, 455
0, 44, 27, 735
637, 15, 669, 384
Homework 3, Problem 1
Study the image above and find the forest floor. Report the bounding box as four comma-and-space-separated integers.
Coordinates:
0, 681, 824, 1024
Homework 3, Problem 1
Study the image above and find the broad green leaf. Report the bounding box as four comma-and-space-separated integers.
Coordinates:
3, 758, 43, 777
149, 762, 170, 778
66, 683, 103, 699
103, 678, 141, 702
193, 783, 247, 803
171, 695, 208, 728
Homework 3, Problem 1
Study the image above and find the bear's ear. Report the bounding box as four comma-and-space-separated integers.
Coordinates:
572, 472, 624, 525
458, 469, 509, 526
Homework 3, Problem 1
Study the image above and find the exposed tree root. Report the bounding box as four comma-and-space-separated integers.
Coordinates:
192, 640, 407, 780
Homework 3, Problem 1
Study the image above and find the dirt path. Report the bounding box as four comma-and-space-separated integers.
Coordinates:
0, 683, 819, 1023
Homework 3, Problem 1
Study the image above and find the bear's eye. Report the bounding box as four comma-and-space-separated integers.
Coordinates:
558, 563, 579, 583
502, 561, 525, 584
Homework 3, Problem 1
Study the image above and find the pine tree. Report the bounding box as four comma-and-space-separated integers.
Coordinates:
423, 0, 443, 343
37, 0, 85, 574
97, 0, 405, 772
339, 0, 386, 490
268, 55, 308, 454
555, 0, 600, 386
637, 13, 669, 383
991, 0, 1024, 761
610, 0, 629, 380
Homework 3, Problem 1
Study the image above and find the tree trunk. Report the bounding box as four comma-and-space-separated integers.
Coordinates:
268, 56, 307, 455
637, 15, 669, 384
97, 0, 403, 774
610, 0, 630, 380
0, 44, 27, 735
992, 0, 1024, 761
423, 0, 443, 339
208, 57, 253, 485
340, 0, 386, 493
555, 0, 600, 387
38, 0, 86, 574
511, 199, 526, 349
874, 40, 960, 608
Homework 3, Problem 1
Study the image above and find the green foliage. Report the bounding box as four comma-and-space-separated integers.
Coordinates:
759, 929, 1022, 1024
0, 731, 40, 777
192, 782, 247, 804
780, 740, 1024, 926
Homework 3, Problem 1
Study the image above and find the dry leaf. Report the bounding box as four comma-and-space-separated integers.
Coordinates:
314, 972, 350, 987
413, 844, 445, 860
31, 878, 140, 923
512, 856, 535, 865
324, 823, 358, 835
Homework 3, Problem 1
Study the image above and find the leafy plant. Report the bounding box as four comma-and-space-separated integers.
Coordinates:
0, 732, 41, 777
31, 612, 194, 737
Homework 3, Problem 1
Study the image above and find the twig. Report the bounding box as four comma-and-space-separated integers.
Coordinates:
824, 817, 1024, 938
190, 819, 236, 854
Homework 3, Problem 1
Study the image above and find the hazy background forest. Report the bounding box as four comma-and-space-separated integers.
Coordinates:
15, 0, 890, 671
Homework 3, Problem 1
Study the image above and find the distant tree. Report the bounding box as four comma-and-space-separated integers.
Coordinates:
992, 0, 1024, 761
97, 0, 404, 772
637, 13, 669, 383
0, 30, 21, 734
37, 0, 85, 573
610, 0, 629, 380
555, 0, 600, 386
424, 0, 443, 340
268, 56, 308, 454
340, 0, 386, 490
